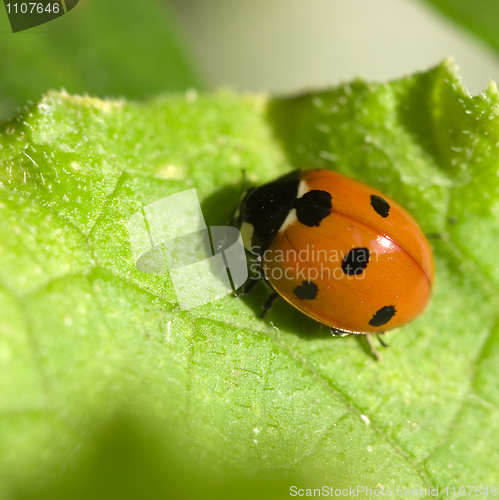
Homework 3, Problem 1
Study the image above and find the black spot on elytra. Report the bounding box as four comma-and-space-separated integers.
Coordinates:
369, 305, 396, 327
370, 195, 390, 218
294, 190, 332, 227
342, 247, 370, 275
293, 281, 318, 300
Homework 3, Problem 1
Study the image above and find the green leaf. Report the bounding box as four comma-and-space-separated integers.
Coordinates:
0, 0, 202, 120
1, 59, 499, 492
13, 416, 293, 500
420, 0, 499, 57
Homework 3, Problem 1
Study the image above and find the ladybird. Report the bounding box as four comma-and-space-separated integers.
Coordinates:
233, 169, 434, 351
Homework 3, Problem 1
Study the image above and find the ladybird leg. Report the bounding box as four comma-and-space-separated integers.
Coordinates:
233, 277, 259, 297
259, 292, 280, 319
233, 254, 262, 297
365, 334, 383, 362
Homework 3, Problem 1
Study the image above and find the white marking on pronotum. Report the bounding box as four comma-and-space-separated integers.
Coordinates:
296, 179, 309, 199
240, 221, 255, 251
360, 414, 371, 426
278, 208, 297, 233
278, 179, 309, 233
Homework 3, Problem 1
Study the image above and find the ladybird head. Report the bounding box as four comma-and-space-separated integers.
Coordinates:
233, 170, 300, 257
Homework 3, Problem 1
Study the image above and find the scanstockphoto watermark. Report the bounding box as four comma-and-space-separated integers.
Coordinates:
289, 485, 498, 497
290, 485, 424, 497
247, 246, 379, 282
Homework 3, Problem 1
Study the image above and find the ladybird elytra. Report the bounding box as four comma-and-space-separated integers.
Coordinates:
234, 169, 434, 335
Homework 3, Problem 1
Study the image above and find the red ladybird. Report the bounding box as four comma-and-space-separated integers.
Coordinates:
233, 169, 434, 358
